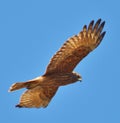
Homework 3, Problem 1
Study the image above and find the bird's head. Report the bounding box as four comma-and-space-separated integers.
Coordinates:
72, 72, 82, 82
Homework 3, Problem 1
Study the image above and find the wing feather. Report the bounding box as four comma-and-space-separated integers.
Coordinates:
44, 19, 106, 75
16, 86, 58, 108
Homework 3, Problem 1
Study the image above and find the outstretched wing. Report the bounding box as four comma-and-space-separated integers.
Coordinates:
16, 86, 58, 108
44, 19, 106, 75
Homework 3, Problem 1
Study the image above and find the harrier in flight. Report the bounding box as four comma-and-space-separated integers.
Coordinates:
9, 19, 106, 108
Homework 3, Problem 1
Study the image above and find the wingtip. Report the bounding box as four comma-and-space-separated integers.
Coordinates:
90, 20, 94, 25
97, 19, 106, 27
83, 25, 87, 29
90, 18, 101, 24
101, 21, 105, 28
99, 31, 106, 42
16, 104, 23, 108
95, 19, 102, 27
83, 25, 87, 31
97, 18, 102, 23
101, 31, 106, 38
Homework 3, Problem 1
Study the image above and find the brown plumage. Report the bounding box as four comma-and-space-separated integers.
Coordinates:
9, 19, 106, 108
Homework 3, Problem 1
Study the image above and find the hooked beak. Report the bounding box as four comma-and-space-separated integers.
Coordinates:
78, 77, 82, 82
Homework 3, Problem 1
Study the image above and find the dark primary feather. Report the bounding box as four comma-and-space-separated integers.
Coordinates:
44, 19, 106, 75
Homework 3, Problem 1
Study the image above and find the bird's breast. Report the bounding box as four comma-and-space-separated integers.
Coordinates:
42, 73, 78, 87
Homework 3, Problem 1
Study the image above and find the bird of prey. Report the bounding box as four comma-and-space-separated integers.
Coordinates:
9, 19, 106, 108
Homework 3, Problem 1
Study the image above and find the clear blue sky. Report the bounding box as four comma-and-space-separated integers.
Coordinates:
0, 0, 119, 123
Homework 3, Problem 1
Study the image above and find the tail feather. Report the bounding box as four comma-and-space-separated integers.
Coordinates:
9, 77, 42, 92
9, 82, 28, 92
